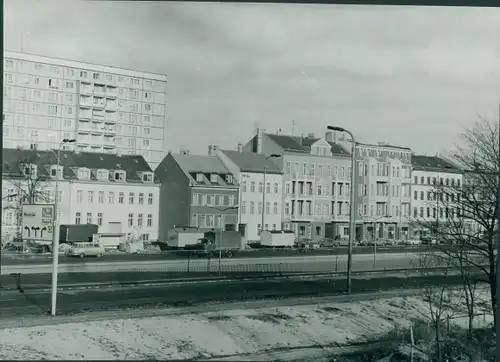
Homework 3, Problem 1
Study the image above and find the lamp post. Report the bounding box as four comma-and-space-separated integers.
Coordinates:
51, 138, 75, 316
328, 126, 356, 294
261, 154, 282, 236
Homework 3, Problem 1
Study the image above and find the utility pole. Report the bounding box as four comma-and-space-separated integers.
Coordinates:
496, 100, 500, 361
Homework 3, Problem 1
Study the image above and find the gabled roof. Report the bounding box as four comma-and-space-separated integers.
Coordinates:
412, 155, 462, 172
220, 150, 282, 174
265, 134, 350, 156
2, 148, 158, 183
171, 154, 237, 188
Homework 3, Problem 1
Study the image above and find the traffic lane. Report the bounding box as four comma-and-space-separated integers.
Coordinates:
0, 256, 436, 288
0, 274, 469, 318
1, 253, 422, 276
0, 246, 441, 265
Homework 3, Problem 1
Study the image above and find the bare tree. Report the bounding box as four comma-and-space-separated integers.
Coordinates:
414, 252, 457, 362
6, 155, 51, 238
413, 117, 498, 329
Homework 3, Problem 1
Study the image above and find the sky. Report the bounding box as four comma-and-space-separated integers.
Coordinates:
4, 1, 500, 156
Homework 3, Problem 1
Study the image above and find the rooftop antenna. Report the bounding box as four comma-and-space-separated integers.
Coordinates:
292, 120, 296, 136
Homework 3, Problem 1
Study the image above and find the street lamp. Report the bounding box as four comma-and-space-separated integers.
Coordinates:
328, 126, 356, 294
51, 138, 75, 316
261, 154, 282, 236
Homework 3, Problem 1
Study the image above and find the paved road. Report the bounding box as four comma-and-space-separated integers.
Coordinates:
0, 246, 443, 265
0, 274, 469, 318
0, 253, 424, 276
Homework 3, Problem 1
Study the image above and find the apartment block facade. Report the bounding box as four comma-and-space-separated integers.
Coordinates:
332, 133, 412, 241
155, 152, 239, 241
244, 130, 352, 241
3, 51, 167, 169
411, 155, 463, 238
1, 148, 160, 243
215, 147, 284, 241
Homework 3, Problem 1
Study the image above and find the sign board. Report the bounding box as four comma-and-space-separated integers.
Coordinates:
21, 204, 54, 241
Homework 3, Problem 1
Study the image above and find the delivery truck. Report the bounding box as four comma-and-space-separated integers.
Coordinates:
59, 224, 98, 244
164, 227, 205, 250
260, 230, 295, 248
184, 230, 243, 258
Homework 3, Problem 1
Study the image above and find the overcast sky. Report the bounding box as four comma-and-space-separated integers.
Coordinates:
4, 1, 500, 156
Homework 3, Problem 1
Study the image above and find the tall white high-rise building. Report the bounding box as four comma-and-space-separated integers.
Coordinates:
2, 51, 167, 168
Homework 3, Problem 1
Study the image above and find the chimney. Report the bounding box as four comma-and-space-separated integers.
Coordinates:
208, 145, 213, 156
237, 143, 243, 152
307, 133, 315, 138
325, 131, 334, 143
257, 128, 265, 154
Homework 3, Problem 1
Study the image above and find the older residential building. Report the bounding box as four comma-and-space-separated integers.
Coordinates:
1, 148, 160, 243
411, 155, 463, 238
244, 129, 351, 241
215, 147, 283, 241
3, 51, 167, 169
331, 133, 412, 241
154, 151, 239, 241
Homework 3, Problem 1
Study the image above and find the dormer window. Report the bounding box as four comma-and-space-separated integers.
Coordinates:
114, 171, 126, 181
78, 168, 91, 179
96, 169, 108, 181
210, 173, 218, 183
142, 172, 153, 182
225, 175, 233, 184
22, 164, 37, 179
50, 165, 63, 178
196, 173, 203, 182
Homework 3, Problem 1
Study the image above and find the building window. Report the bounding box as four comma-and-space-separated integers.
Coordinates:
86, 212, 92, 224
97, 213, 103, 226
273, 202, 278, 215
265, 202, 270, 215
129, 192, 134, 204
98, 191, 104, 203
265, 182, 270, 193
128, 213, 134, 226
88, 191, 94, 203
76, 190, 83, 203
284, 202, 290, 215
147, 214, 152, 227
258, 182, 263, 193
241, 202, 246, 214
250, 202, 255, 214
138, 193, 144, 204
118, 192, 124, 204
75, 212, 81, 224
148, 193, 153, 204
138, 214, 143, 227
242, 181, 247, 192
250, 182, 255, 192
274, 183, 279, 193
108, 192, 114, 204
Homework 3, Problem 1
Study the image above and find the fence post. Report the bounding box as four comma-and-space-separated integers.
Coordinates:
207, 253, 211, 274
335, 256, 338, 273
187, 251, 191, 273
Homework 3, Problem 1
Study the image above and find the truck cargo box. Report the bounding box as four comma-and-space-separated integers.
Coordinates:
260, 230, 295, 248
60, 224, 98, 244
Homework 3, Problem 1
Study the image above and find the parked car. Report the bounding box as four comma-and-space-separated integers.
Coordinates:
420, 237, 437, 245
405, 239, 422, 246
66, 242, 106, 258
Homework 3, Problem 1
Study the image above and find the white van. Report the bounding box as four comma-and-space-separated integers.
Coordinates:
66, 243, 106, 258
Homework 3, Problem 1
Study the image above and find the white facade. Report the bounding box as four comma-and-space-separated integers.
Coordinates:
3, 51, 167, 169
1, 179, 160, 243
411, 169, 463, 236
239, 172, 284, 241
